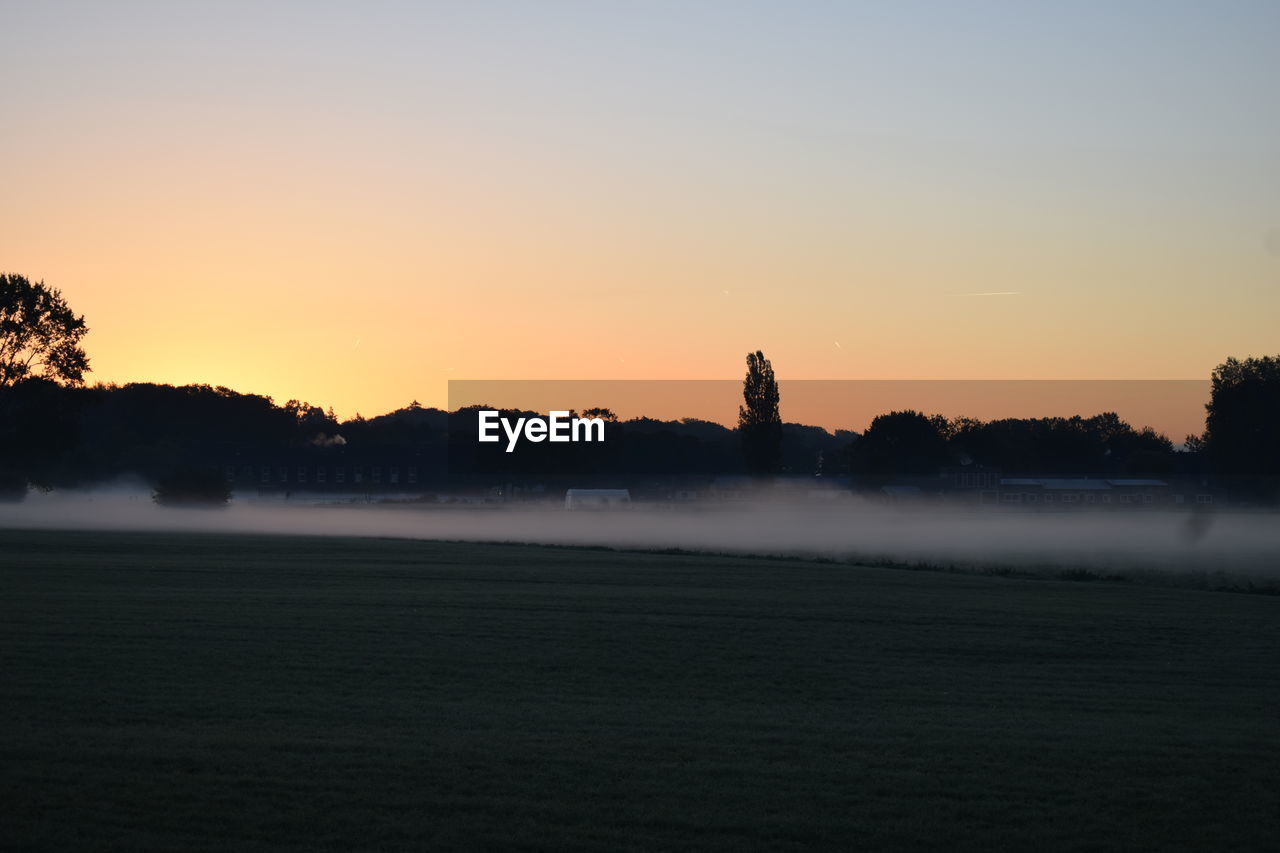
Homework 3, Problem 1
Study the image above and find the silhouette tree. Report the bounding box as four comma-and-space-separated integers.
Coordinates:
947, 412, 1172, 474
0, 274, 90, 387
738, 350, 782, 475
1203, 355, 1280, 476
850, 410, 951, 476
283, 398, 338, 439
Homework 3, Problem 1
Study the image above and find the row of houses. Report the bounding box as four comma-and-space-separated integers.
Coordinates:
221, 459, 1226, 509
992, 477, 1214, 506
581, 473, 1224, 509
654, 471, 1222, 508
904, 469, 1222, 507
224, 463, 424, 491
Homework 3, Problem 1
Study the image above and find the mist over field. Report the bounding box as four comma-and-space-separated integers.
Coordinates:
2, 486, 1276, 580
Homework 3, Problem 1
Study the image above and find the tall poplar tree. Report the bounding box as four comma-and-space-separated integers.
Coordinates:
738, 350, 782, 476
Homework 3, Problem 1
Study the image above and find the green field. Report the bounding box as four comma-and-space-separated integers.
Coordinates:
2, 529, 1278, 851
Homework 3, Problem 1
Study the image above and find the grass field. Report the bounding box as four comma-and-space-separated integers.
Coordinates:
2, 529, 1278, 851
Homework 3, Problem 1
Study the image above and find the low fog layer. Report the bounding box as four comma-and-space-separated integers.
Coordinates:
3, 487, 1277, 580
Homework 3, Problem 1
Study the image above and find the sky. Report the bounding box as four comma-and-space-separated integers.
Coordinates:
2, 0, 1278, 420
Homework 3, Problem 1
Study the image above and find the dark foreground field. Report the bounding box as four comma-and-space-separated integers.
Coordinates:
2, 530, 1277, 851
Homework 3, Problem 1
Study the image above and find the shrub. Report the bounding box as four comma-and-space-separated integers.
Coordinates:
152, 466, 231, 507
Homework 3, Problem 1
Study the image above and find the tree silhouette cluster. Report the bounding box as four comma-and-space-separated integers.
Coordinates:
0, 274, 89, 387
1200, 356, 1280, 476
1, 276, 1277, 501
844, 410, 1176, 478
0, 378, 1197, 499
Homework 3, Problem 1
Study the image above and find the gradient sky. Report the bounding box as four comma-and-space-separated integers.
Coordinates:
3, 1, 1278, 418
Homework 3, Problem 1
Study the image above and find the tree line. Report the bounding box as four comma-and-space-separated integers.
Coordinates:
3, 274, 1279, 500
4, 356, 1275, 499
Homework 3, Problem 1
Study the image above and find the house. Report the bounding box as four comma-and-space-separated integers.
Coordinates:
992, 477, 1218, 508
941, 466, 1002, 504
998, 477, 1113, 507
222, 455, 430, 497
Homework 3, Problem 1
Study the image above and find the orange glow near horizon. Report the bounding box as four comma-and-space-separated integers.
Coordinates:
3, 4, 1278, 422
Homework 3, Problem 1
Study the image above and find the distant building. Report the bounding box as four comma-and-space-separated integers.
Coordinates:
942, 466, 1002, 504
876, 469, 1223, 509
222, 454, 429, 497
995, 477, 1218, 508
